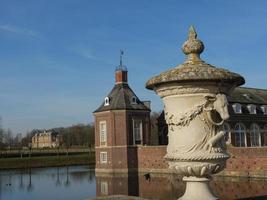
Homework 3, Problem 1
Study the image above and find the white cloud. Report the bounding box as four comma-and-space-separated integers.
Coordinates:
0, 24, 40, 38
69, 45, 96, 60
78, 48, 95, 59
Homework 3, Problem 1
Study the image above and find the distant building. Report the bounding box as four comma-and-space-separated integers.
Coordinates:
31, 130, 61, 148
224, 87, 267, 147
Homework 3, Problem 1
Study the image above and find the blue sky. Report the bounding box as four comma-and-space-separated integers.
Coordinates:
1, 0, 267, 134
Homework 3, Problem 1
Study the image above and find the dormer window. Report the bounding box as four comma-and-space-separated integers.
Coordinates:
131, 96, 137, 104
261, 105, 267, 115
247, 104, 257, 114
104, 97, 110, 106
232, 103, 242, 114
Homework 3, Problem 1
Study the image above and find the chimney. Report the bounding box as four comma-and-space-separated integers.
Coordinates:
115, 50, 128, 84
115, 69, 128, 84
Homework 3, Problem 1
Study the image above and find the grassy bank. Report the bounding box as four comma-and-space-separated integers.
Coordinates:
0, 153, 95, 170
0, 148, 93, 158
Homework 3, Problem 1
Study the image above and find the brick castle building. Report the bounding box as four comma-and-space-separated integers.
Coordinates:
94, 64, 267, 177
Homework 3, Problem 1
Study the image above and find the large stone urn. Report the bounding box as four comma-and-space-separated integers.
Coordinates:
146, 26, 245, 200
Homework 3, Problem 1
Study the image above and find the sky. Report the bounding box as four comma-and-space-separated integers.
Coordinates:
1, 0, 267, 135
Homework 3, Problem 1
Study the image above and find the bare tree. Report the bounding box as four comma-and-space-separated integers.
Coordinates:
0, 117, 4, 149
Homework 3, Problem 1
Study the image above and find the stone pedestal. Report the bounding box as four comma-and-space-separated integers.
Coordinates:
179, 177, 217, 200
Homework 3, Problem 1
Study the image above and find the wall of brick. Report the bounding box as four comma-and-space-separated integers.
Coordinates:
210, 177, 267, 200
222, 146, 267, 177
136, 146, 267, 177
137, 146, 168, 171
95, 147, 129, 170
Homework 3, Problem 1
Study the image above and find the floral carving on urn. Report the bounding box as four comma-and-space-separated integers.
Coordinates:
146, 26, 245, 200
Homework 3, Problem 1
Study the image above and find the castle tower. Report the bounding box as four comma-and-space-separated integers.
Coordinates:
93, 53, 151, 173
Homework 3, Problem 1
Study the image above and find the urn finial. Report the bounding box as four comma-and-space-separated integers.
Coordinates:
182, 26, 204, 63
188, 25, 197, 40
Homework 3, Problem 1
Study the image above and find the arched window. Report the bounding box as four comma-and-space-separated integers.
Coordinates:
250, 123, 261, 147
234, 123, 246, 147
104, 97, 110, 106
263, 125, 267, 146
232, 103, 242, 114
222, 123, 231, 144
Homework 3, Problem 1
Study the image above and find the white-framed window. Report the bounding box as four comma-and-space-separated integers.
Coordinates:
261, 105, 267, 115
131, 96, 137, 104
247, 104, 257, 114
234, 123, 246, 147
99, 121, 107, 146
133, 119, 142, 145
100, 181, 108, 195
232, 103, 242, 114
250, 123, 261, 147
222, 123, 231, 144
104, 97, 110, 106
263, 125, 267, 146
100, 152, 107, 164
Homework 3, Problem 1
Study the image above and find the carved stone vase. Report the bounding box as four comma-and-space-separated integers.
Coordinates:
146, 26, 245, 200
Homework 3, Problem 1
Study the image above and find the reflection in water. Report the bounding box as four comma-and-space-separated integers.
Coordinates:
0, 166, 266, 200
56, 167, 61, 186
65, 166, 70, 187
95, 172, 267, 200
0, 166, 96, 200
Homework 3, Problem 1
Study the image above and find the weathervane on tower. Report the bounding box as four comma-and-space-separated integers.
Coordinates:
120, 49, 123, 67
116, 49, 127, 71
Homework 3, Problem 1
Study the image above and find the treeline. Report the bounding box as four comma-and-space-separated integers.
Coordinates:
55, 123, 95, 148
23, 124, 95, 149
0, 118, 95, 149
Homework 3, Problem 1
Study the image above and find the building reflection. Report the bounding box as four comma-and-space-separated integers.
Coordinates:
96, 172, 138, 197
95, 172, 184, 199
95, 172, 267, 200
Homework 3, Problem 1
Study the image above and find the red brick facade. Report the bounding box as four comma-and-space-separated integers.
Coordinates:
94, 110, 150, 172
96, 140, 267, 177
115, 70, 128, 84
136, 146, 267, 177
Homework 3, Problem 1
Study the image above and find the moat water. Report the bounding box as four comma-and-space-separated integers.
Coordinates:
0, 166, 266, 200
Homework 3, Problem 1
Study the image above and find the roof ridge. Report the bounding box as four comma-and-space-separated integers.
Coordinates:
121, 85, 127, 108
238, 86, 267, 91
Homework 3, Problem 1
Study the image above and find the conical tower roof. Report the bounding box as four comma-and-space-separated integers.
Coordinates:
94, 83, 150, 113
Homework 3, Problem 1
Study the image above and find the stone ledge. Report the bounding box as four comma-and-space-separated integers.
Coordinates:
89, 195, 149, 200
